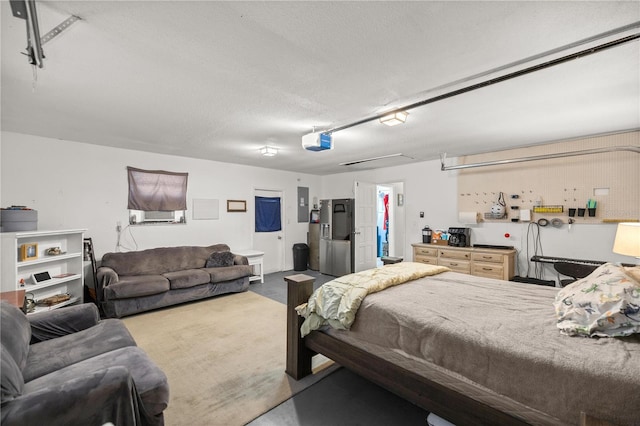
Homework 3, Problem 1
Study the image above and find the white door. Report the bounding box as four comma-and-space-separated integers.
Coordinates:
354, 181, 377, 272
253, 189, 285, 274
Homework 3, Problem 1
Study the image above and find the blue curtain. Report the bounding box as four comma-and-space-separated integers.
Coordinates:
255, 196, 281, 232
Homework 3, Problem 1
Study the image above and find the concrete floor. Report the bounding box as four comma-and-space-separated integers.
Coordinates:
248, 269, 429, 426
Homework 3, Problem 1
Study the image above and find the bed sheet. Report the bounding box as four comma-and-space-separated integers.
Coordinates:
323, 271, 640, 425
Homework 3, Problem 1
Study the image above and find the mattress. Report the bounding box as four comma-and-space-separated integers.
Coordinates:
322, 271, 640, 425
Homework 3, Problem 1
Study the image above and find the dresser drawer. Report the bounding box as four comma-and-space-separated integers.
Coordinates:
472, 262, 505, 279
415, 255, 438, 265
414, 246, 438, 257
438, 249, 470, 261
471, 252, 504, 264
438, 258, 470, 274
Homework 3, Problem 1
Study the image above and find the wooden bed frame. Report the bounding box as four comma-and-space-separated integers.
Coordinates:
284, 274, 616, 426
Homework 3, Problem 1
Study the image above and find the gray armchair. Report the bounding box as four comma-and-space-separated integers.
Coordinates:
0, 301, 169, 425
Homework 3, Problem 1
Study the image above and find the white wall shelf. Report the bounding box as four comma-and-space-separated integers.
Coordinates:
2, 229, 86, 313
29, 297, 80, 314
18, 252, 82, 267
21, 274, 82, 292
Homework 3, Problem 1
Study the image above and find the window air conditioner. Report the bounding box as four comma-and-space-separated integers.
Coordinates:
142, 211, 175, 222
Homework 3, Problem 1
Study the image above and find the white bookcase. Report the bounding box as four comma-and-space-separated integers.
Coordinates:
1, 229, 86, 314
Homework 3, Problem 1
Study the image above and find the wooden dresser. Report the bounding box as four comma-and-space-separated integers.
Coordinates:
412, 243, 516, 281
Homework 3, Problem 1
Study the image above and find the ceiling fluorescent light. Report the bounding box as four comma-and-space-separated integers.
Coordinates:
379, 110, 408, 126
260, 146, 278, 156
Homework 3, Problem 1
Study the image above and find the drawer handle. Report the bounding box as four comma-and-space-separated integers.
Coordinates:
482, 267, 493, 271
450, 262, 458, 266
482, 256, 492, 259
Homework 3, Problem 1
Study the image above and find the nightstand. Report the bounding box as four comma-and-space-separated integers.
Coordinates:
235, 249, 264, 284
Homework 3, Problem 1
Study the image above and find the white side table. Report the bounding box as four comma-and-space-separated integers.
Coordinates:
235, 249, 264, 284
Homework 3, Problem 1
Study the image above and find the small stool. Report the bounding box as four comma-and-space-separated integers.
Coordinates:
381, 256, 403, 265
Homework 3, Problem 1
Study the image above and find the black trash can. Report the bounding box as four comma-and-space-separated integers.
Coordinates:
293, 243, 309, 271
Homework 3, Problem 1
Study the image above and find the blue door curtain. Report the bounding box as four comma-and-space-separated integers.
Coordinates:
255, 196, 282, 232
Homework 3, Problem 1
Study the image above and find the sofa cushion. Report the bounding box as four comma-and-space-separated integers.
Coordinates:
105, 275, 170, 300
205, 251, 235, 268
23, 346, 170, 417
0, 301, 31, 370
23, 319, 137, 382
1, 345, 24, 403
101, 244, 231, 275
205, 265, 253, 283
163, 269, 211, 290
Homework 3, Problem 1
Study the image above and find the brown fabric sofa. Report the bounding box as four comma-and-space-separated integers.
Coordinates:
96, 244, 252, 318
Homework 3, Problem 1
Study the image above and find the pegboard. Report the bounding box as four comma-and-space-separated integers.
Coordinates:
457, 131, 640, 224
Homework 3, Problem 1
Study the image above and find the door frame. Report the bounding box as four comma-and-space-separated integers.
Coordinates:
376, 184, 394, 258
354, 181, 378, 272
381, 180, 405, 259
354, 180, 406, 269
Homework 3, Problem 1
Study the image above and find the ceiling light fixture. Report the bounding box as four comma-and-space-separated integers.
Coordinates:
379, 111, 408, 126
260, 146, 278, 157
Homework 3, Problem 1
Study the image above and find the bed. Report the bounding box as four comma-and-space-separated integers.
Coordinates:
285, 263, 640, 426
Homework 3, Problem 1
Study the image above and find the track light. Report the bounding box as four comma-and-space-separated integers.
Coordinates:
379, 110, 408, 126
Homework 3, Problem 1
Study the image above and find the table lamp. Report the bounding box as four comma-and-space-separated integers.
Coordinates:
612, 222, 640, 259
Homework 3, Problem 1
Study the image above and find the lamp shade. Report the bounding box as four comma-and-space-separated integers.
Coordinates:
612, 222, 640, 258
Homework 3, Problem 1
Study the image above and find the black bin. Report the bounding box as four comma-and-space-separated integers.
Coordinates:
293, 243, 309, 271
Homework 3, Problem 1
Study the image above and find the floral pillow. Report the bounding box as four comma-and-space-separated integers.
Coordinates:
553, 263, 640, 337
205, 251, 235, 268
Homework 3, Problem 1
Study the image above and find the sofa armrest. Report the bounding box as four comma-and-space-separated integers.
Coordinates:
28, 303, 100, 344
1, 367, 147, 426
97, 266, 119, 286
233, 254, 249, 265
96, 266, 119, 305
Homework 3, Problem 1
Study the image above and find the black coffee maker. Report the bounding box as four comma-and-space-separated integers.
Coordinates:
448, 227, 470, 247
422, 226, 432, 243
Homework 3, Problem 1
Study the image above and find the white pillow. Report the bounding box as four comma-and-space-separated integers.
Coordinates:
553, 263, 640, 337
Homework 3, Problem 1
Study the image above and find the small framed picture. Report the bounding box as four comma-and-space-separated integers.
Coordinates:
20, 243, 38, 261
227, 200, 247, 212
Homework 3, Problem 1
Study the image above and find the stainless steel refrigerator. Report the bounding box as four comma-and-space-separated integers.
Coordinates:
319, 198, 354, 276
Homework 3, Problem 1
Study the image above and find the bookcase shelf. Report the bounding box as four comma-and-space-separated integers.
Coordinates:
2, 229, 86, 314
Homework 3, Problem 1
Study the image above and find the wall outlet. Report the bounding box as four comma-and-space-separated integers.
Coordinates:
116, 221, 122, 232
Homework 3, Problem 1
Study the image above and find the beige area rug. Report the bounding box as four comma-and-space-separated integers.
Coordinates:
123, 291, 337, 426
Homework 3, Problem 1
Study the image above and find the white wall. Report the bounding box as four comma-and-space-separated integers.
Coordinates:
2, 131, 636, 280
1, 132, 321, 270
320, 159, 638, 282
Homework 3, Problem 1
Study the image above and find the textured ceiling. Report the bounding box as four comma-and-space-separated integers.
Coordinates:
2, 1, 639, 175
